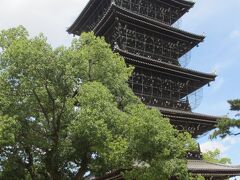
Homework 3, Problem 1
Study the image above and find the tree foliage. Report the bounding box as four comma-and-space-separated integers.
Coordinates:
203, 149, 231, 165
212, 99, 240, 138
0, 26, 195, 180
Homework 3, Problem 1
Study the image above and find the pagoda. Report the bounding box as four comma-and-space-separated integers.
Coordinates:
68, 0, 240, 179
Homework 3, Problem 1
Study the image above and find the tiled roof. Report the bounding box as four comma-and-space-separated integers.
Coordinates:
157, 107, 220, 121
188, 160, 240, 176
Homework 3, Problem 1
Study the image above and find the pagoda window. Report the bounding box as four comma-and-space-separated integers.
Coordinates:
145, 37, 154, 54
130, 0, 139, 13
153, 88, 161, 97
156, 6, 165, 22
133, 83, 142, 94
150, 4, 156, 18
143, 85, 152, 95
139, 1, 148, 16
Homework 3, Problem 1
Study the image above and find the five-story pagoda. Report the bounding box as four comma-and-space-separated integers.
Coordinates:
68, 0, 240, 179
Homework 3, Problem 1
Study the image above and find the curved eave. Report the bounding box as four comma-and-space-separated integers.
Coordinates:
155, 107, 219, 137
116, 48, 217, 83
114, 5, 205, 42
157, 107, 219, 123
67, 0, 97, 34
67, 0, 195, 34
68, 0, 197, 37
90, 4, 205, 45
167, 0, 195, 8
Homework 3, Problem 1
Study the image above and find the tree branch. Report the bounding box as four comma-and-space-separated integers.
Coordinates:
45, 82, 55, 115
25, 146, 37, 180
88, 59, 93, 82
56, 98, 66, 131
231, 132, 240, 136
44, 82, 57, 132
32, 89, 50, 126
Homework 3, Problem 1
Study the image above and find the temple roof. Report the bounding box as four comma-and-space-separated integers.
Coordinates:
155, 107, 220, 137
158, 107, 220, 123
68, 0, 195, 34
70, 4, 204, 41
188, 160, 240, 177
68, 3, 203, 41
112, 5, 204, 42
118, 49, 216, 98
93, 5, 204, 57
117, 48, 216, 82
68, 3, 204, 59
86, 160, 240, 179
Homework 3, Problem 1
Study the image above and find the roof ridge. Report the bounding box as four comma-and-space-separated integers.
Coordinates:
203, 160, 240, 168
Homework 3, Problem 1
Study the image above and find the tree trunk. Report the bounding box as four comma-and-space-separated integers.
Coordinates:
46, 149, 62, 180
74, 153, 89, 180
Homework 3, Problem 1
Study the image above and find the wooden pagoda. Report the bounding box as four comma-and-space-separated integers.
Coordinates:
68, 0, 240, 179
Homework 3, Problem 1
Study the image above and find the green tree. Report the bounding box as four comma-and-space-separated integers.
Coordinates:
203, 149, 231, 164
0, 26, 194, 180
189, 175, 205, 180
212, 99, 240, 138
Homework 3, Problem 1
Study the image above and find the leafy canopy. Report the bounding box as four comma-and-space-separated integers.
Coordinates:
203, 149, 231, 165
0, 26, 194, 180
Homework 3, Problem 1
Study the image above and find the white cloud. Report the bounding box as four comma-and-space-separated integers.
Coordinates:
201, 141, 229, 153
201, 136, 240, 154
0, 0, 89, 47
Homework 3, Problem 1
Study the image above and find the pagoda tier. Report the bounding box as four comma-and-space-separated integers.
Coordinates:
158, 107, 218, 137
119, 49, 216, 110
68, 0, 194, 35
128, 63, 213, 111
122, 50, 217, 136
68, 4, 203, 66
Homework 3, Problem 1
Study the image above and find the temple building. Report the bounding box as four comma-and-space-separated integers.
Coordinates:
68, 0, 240, 179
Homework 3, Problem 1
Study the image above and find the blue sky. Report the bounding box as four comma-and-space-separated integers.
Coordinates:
0, 0, 239, 173
180, 0, 240, 167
